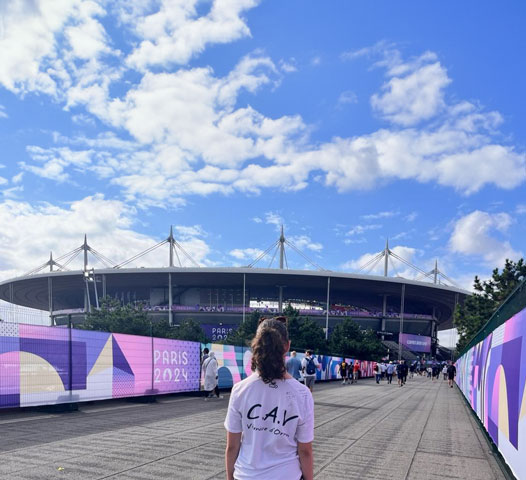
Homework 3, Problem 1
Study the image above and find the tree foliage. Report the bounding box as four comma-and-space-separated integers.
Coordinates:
224, 310, 261, 346
283, 304, 327, 352
328, 318, 385, 360
172, 318, 209, 343
79, 297, 208, 342
454, 258, 526, 352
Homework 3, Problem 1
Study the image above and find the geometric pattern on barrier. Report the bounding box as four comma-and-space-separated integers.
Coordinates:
0, 322, 201, 408
1, 321, 375, 409
456, 306, 526, 480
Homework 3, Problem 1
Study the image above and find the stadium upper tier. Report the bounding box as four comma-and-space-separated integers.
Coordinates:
0, 267, 469, 331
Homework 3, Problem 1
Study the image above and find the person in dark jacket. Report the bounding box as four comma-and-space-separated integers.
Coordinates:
447, 362, 457, 388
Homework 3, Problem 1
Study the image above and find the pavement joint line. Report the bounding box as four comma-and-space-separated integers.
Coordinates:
404, 379, 444, 480
314, 385, 422, 477
314, 401, 376, 411
0, 414, 60, 425
313, 387, 401, 430
0, 414, 228, 465
0, 420, 229, 477
0, 396, 229, 456
95, 440, 218, 480
81, 403, 150, 414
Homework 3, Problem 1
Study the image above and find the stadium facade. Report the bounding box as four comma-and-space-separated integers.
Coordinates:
0, 232, 470, 352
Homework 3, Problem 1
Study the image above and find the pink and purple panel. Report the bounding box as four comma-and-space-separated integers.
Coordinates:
153, 338, 200, 393
112, 333, 153, 398
0, 351, 20, 408
18, 324, 71, 390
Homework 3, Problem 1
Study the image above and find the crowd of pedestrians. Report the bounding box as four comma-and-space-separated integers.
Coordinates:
369, 359, 457, 388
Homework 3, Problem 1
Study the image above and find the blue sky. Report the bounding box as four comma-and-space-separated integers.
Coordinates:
0, 0, 525, 309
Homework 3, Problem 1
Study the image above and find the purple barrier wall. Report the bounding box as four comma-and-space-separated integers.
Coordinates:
0, 322, 200, 408
456, 306, 526, 479
1, 322, 376, 409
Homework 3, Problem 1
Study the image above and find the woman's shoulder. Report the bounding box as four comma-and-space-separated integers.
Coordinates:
285, 378, 311, 397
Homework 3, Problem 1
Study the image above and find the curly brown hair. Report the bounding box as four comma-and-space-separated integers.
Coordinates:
250, 318, 289, 384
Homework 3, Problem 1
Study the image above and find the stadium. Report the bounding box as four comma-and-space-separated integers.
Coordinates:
0, 229, 469, 357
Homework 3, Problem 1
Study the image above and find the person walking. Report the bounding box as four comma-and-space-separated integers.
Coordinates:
401, 360, 408, 385
203, 351, 223, 400
396, 361, 404, 387
374, 362, 381, 384
224, 317, 314, 480
301, 350, 320, 392
431, 363, 439, 381
386, 361, 395, 384
351, 360, 360, 384
380, 362, 387, 380
338, 359, 349, 385
286, 351, 302, 381
442, 364, 448, 381
201, 347, 210, 394
447, 361, 457, 388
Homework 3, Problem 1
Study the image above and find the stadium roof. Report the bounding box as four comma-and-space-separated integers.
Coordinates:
0, 267, 469, 330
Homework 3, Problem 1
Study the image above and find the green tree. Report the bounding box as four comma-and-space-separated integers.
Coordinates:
224, 310, 261, 346
80, 297, 152, 336
454, 258, 526, 352
329, 318, 385, 359
283, 304, 327, 352
79, 297, 208, 342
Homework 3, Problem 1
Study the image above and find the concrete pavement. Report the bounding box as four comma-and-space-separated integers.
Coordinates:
0, 375, 509, 479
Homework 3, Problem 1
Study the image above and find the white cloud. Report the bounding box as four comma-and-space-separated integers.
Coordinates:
361, 210, 398, 221
343, 238, 366, 245
516, 204, 526, 215
405, 211, 418, 222
346, 224, 382, 236
0, 0, 78, 95
337, 90, 357, 106
0, 105, 7, 119
174, 225, 207, 239
449, 210, 522, 266
229, 247, 263, 261
252, 216, 263, 223
125, 0, 259, 70
341, 245, 419, 278
0, 186, 24, 200
64, 1, 115, 60
22, 146, 94, 182
3, 6, 524, 205
279, 59, 297, 73
340, 41, 400, 66
371, 53, 451, 126
264, 211, 284, 229
0, 195, 213, 278
288, 235, 323, 252
72, 113, 96, 127
0, 0, 117, 101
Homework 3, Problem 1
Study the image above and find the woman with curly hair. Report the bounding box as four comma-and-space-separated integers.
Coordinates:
224, 317, 314, 480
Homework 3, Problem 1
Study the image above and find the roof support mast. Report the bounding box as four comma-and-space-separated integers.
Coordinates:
279, 225, 285, 270
83, 234, 88, 271
169, 226, 175, 267
384, 238, 389, 277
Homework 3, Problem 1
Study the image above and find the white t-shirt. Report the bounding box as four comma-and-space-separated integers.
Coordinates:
224, 373, 314, 480
301, 356, 320, 377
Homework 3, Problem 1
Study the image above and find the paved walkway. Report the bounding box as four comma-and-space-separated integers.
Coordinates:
0, 376, 508, 479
